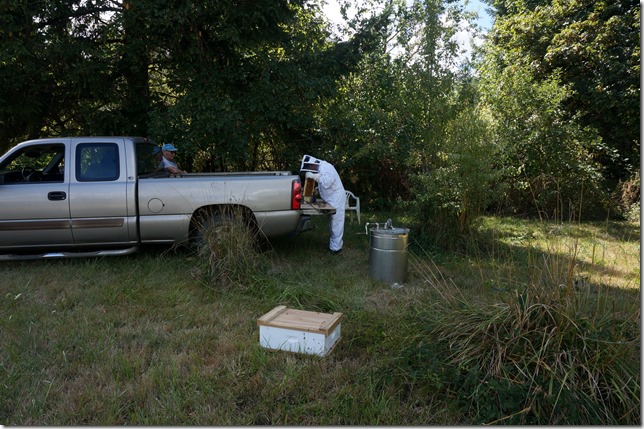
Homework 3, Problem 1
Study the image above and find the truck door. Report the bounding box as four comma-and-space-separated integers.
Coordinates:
68, 140, 132, 245
0, 141, 72, 248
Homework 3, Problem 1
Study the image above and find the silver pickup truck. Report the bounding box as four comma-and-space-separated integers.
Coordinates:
0, 136, 323, 260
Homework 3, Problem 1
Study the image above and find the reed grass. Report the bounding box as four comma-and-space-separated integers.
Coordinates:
400, 216, 640, 425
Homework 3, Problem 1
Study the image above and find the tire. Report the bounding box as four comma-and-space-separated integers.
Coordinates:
191, 207, 259, 254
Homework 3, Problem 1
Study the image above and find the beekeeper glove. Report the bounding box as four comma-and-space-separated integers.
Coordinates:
305, 171, 320, 182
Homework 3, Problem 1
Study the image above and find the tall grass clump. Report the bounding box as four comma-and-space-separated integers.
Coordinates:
192, 206, 271, 289
434, 285, 639, 424
400, 237, 640, 425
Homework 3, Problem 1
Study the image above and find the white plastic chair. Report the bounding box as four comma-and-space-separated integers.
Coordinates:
345, 190, 361, 224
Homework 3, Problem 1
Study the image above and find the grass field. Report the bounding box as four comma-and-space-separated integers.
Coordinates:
1, 214, 640, 424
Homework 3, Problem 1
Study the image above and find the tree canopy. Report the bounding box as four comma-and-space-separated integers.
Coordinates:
0, 0, 377, 169
485, 0, 640, 181
0, 0, 639, 225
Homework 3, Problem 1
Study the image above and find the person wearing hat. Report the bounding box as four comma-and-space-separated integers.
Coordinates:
300, 154, 346, 255
159, 143, 187, 175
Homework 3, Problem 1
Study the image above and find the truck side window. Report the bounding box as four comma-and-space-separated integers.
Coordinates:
0, 143, 65, 183
136, 142, 165, 177
76, 143, 119, 182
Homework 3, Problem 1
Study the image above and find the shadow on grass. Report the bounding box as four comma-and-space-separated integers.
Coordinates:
439, 220, 640, 305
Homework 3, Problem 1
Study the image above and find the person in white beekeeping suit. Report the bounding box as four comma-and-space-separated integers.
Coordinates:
301, 154, 346, 254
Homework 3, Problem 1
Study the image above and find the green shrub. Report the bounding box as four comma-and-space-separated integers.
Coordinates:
479, 63, 610, 220
613, 170, 640, 222
406, 107, 500, 249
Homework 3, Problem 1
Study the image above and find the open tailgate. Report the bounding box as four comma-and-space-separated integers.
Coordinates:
301, 201, 336, 215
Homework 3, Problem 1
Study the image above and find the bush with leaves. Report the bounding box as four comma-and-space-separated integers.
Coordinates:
406, 105, 500, 247
479, 62, 609, 219
612, 170, 640, 222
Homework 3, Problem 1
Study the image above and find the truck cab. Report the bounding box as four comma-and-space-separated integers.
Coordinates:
0, 137, 150, 252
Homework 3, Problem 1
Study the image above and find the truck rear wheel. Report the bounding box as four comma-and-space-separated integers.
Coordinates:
191, 207, 260, 256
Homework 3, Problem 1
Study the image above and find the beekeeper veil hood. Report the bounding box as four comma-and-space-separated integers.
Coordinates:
300, 154, 322, 172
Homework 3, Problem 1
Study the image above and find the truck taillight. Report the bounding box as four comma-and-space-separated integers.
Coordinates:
291, 180, 302, 210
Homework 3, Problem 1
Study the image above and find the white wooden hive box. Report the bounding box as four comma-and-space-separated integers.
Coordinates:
257, 305, 343, 356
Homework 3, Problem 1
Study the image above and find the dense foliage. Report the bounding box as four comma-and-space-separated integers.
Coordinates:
0, 0, 639, 230
0, 0, 377, 171
486, 0, 639, 182
479, 0, 639, 219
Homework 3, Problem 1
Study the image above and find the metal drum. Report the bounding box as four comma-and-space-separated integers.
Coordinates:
369, 227, 410, 284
